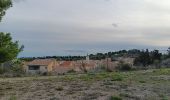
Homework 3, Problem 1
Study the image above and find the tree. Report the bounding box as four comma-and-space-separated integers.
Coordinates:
134, 49, 151, 67
150, 50, 162, 61
167, 47, 170, 58
0, 0, 12, 22
0, 32, 24, 64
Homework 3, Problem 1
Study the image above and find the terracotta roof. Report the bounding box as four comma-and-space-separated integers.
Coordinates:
59, 61, 73, 67
28, 59, 55, 66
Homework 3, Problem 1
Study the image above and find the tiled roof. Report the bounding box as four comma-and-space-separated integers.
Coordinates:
28, 59, 55, 66
59, 61, 73, 67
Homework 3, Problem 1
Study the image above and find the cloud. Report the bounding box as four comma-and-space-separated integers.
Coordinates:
1, 0, 170, 57
12, 0, 25, 3
112, 23, 118, 27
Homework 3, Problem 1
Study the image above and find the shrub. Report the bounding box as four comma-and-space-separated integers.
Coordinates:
110, 96, 122, 100
50, 97, 60, 100
9, 95, 17, 100
67, 69, 76, 73
120, 63, 132, 71
0, 60, 25, 77
10, 61, 25, 77
139, 80, 146, 83
11, 65, 24, 74
0, 67, 5, 74
111, 74, 123, 81
55, 86, 63, 91
117, 61, 132, 71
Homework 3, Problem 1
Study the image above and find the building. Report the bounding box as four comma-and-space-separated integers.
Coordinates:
54, 61, 75, 74
26, 59, 57, 74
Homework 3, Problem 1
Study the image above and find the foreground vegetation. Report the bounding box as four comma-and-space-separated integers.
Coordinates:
0, 68, 170, 100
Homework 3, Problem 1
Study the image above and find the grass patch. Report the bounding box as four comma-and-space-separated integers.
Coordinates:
110, 95, 122, 100
159, 94, 168, 100
110, 73, 124, 81
62, 75, 75, 81
139, 80, 146, 83
9, 95, 17, 100
152, 69, 170, 75
79, 74, 94, 81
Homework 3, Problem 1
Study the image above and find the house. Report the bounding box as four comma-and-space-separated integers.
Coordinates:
54, 61, 75, 74
72, 60, 100, 72
26, 59, 57, 74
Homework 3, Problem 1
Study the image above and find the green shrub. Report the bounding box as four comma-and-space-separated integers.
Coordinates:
11, 66, 24, 74
120, 63, 132, 71
67, 69, 76, 73
110, 96, 122, 100
139, 80, 146, 83
119, 93, 132, 98
117, 61, 132, 71
0, 67, 4, 74
9, 95, 17, 100
55, 86, 63, 91
111, 74, 123, 81
0, 59, 25, 77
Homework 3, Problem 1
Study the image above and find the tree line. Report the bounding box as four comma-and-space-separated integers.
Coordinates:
20, 48, 169, 65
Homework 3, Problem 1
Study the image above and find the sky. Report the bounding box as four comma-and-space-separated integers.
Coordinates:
0, 0, 170, 57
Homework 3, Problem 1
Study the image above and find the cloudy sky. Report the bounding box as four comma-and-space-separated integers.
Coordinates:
0, 0, 170, 57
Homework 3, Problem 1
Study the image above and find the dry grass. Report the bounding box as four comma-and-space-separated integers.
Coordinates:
0, 68, 170, 100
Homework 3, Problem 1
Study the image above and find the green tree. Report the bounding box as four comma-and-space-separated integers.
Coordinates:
134, 49, 151, 67
0, 0, 12, 21
0, 32, 24, 64
166, 47, 170, 58
150, 50, 162, 62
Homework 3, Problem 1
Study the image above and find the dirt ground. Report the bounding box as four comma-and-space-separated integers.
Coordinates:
0, 68, 170, 100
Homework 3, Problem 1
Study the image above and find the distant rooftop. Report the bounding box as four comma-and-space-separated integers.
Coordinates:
28, 59, 55, 66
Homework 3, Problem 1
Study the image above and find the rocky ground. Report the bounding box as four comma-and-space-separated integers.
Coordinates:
0, 68, 170, 100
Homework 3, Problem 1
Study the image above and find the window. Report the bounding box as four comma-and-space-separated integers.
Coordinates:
29, 65, 40, 70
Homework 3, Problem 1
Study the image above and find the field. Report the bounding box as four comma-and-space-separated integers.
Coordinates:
0, 69, 170, 100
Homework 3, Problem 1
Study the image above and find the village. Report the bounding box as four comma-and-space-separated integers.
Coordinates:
24, 55, 134, 75
1, 0, 170, 99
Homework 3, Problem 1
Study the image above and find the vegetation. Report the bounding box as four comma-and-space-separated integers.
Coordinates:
0, 0, 170, 99
55, 86, 64, 91
0, 59, 25, 77
134, 49, 162, 67
19, 48, 165, 66
0, 0, 24, 75
110, 73, 123, 81
9, 95, 17, 100
117, 61, 132, 71
0, 68, 170, 99
0, 32, 24, 64
110, 96, 122, 100
0, 0, 12, 21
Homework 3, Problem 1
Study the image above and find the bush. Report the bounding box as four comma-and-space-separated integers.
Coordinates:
9, 95, 17, 100
110, 96, 122, 100
0, 60, 25, 77
55, 86, 64, 91
67, 69, 76, 73
120, 63, 132, 71
0, 67, 4, 74
0, 66, 9, 74
117, 61, 132, 71
111, 74, 123, 81
11, 65, 24, 74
